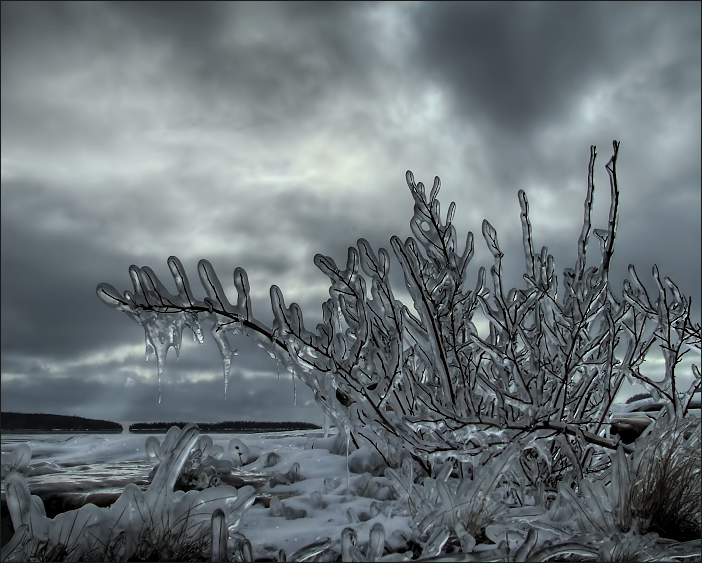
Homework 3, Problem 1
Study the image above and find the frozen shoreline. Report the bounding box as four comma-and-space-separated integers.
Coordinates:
2, 413, 700, 561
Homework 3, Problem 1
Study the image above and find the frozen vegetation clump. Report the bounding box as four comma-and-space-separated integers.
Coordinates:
1, 443, 63, 481
1, 444, 32, 479
2, 425, 259, 562
144, 426, 253, 491
4, 141, 699, 561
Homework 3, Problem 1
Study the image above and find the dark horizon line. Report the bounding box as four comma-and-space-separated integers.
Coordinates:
1, 411, 324, 428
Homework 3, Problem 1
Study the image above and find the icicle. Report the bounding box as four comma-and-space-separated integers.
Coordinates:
277, 358, 280, 381
323, 413, 331, 439
222, 354, 231, 400
346, 426, 350, 493
292, 370, 297, 406
223, 349, 238, 401
158, 362, 163, 404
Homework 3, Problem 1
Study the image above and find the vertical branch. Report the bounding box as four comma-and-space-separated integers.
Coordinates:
602, 140, 620, 276
519, 190, 535, 281
576, 145, 597, 283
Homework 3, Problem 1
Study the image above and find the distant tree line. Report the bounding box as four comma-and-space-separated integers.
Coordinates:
129, 420, 322, 432
1, 412, 123, 432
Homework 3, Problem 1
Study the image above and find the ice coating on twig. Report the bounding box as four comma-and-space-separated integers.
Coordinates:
95, 142, 701, 559
97, 142, 699, 474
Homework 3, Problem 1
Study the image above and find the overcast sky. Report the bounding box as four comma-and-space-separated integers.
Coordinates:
2, 1, 700, 428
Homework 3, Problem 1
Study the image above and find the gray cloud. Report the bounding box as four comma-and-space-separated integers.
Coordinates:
2, 1, 699, 427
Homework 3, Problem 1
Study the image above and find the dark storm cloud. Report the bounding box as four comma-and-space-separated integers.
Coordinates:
1, 179, 124, 360
411, 2, 699, 138
2, 1, 699, 425
1, 0, 383, 137
408, 1, 701, 214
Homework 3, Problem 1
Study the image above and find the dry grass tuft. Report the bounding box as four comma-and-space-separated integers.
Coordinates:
630, 421, 701, 543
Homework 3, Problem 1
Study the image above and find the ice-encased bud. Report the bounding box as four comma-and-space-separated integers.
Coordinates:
0, 523, 29, 562
197, 466, 214, 489
310, 490, 327, 509
148, 423, 200, 500
367, 522, 386, 562
269, 462, 301, 487
144, 436, 161, 465
96, 283, 128, 308
5, 471, 50, 543
197, 435, 213, 458
210, 508, 227, 562
229, 533, 253, 562
262, 451, 280, 468
160, 426, 181, 459
269, 496, 284, 517
284, 505, 307, 520
346, 507, 360, 523
323, 476, 341, 493
228, 438, 250, 466
340, 527, 357, 562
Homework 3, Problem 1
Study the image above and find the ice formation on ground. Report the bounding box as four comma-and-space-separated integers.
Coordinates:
2, 425, 258, 562
2, 418, 700, 561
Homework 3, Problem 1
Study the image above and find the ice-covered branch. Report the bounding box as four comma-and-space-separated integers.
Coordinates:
97, 141, 700, 482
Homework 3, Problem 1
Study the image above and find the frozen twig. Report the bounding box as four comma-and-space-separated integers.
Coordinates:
97, 141, 700, 484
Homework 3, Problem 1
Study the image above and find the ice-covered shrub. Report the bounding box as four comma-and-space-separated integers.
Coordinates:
382, 444, 549, 558
541, 416, 701, 542
95, 142, 701, 559
97, 141, 701, 481
516, 530, 702, 563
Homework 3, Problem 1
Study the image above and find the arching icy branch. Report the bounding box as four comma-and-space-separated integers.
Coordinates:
97, 141, 700, 475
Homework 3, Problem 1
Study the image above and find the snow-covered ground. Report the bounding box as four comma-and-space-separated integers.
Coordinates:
2, 397, 700, 561
2, 429, 417, 560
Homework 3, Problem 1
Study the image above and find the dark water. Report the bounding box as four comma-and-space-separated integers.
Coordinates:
1, 430, 313, 496
2, 433, 151, 497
